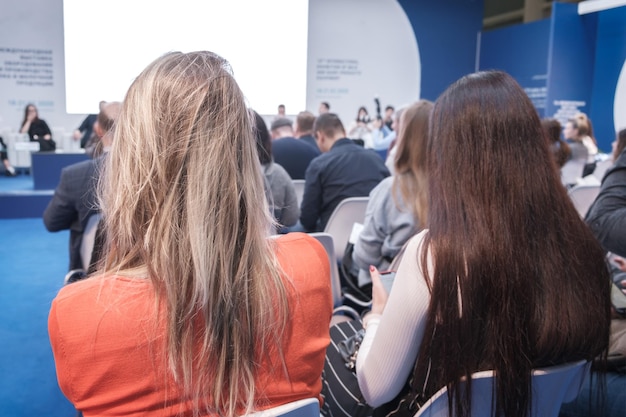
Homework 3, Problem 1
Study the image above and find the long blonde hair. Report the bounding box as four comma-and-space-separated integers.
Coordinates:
392, 100, 433, 227
98, 51, 288, 416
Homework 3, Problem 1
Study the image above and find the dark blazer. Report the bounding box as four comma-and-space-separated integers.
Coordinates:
585, 148, 626, 256
299, 134, 320, 151
300, 138, 390, 232
43, 155, 104, 270
272, 136, 321, 179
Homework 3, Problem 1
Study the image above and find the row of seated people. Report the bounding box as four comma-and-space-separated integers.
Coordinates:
44, 51, 621, 417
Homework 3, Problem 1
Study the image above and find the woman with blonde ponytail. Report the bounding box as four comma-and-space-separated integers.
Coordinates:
48, 51, 332, 417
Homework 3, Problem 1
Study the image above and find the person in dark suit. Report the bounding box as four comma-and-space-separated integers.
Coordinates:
271, 117, 320, 179
72, 101, 106, 149
43, 102, 121, 271
300, 113, 390, 232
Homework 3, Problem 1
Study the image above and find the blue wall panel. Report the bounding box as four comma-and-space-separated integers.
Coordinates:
398, 0, 484, 101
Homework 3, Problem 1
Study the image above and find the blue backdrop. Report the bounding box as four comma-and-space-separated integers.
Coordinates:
399, 0, 483, 101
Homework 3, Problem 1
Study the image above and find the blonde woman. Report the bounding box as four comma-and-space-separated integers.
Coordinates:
48, 51, 332, 417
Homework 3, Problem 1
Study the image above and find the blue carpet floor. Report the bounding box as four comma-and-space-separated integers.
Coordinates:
0, 173, 33, 191
0, 218, 76, 417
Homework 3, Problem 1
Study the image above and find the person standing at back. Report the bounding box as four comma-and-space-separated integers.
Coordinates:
300, 113, 390, 232
271, 117, 320, 179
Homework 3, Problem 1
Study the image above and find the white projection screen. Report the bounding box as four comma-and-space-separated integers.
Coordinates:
63, 0, 309, 115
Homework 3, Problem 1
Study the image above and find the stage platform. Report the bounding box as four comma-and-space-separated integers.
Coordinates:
0, 150, 90, 219
0, 174, 53, 219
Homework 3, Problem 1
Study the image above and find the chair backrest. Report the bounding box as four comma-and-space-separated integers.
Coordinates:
568, 184, 601, 218
560, 159, 586, 187
292, 179, 305, 207
592, 158, 613, 182
309, 232, 343, 308
244, 398, 319, 417
80, 213, 102, 271
414, 360, 589, 417
323, 196, 369, 261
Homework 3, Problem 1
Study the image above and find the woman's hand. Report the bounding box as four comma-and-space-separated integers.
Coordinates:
613, 255, 626, 272
370, 265, 389, 315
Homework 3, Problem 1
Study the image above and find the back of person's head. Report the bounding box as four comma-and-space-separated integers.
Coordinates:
270, 117, 293, 138
413, 70, 610, 417
295, 111, 316, 136
541, 118, 571, 167
99, 50, 288, 417
251, 109, 272, 165
567, 113, 596, 144
574, 112, 594, 138
313, 112, 345, 139
96, 101, 122, 135
541, 118, 561, 144
613, 128, 626, 161
392, 100, 433, 225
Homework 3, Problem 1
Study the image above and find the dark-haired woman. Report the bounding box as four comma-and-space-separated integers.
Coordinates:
542, 118, 571, 168
20, 103, 56, 151
356, 70, 611, 417
250, 109, 299, 230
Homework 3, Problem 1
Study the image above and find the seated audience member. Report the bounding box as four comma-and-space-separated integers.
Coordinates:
20, 103, 56, 152
271, 117, 320, 179
384, 106, 408, 174
347, 106, 373, 146
48, 51, 332, 417
563, 117, 591, 161
354, 71, 610, 417
542, 118, 571, 168
591, 128, 626, 181
370, 116, 393, 156
383, 105, 394, 131
300, 113, 390, 232
559, 131, 626, 417
575, 112, 599, 158
251, 109, 299, 230
561, 117, 591, 186
293, 111, 319, 151
611, 128, 626, 163
0, 136, 17, 176
586, 136, 626, 258
351, 100, 433, 288
43, 101, 121, 272
72, 101, 106, 149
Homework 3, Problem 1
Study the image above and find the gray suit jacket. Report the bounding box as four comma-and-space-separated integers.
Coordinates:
43, 155, 104, 271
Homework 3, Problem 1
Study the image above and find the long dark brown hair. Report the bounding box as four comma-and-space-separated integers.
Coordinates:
412, 70, 610, 417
